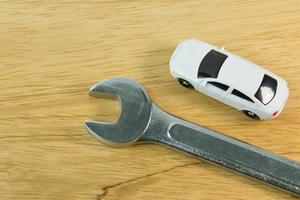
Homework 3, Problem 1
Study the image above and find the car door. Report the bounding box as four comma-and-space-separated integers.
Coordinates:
224, 88, 255, 110
197, 80, 229, 103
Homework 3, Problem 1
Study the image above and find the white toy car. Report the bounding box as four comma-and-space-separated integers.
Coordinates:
170, 39, 289, 120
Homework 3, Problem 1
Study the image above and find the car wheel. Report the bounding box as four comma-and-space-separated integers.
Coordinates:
178, 78, 194, 89
243, 110, 260, 120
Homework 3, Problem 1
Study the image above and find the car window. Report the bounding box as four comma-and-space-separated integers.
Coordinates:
198, 72, 211, 78
207, 81, 229, 91
198, 49, 228, 78
255, 74, 277, 105
232, 89, 254, 103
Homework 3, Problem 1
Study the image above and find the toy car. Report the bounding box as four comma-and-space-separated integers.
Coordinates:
170, 39, 289, 120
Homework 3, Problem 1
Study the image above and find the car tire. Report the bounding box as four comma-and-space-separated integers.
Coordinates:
243, 110, 260, 120
178, 78, 194, 89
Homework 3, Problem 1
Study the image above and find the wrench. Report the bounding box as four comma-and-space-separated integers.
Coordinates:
85, 77, 300, 195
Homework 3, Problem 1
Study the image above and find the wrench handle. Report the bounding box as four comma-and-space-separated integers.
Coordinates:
165, 123, 300, 195
140, 104, 300, 195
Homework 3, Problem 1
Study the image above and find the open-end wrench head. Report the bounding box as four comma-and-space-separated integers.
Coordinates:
85, 77, 152, 147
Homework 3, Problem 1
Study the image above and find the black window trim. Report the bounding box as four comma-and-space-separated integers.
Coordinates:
197, 49, 228, 79
254, 74, 278, 105
231, 89, 255, 103
207, 81, 230, 91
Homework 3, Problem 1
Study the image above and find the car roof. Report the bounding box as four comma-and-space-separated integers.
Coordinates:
171, 40, 212, 80
217, 52, 266, 97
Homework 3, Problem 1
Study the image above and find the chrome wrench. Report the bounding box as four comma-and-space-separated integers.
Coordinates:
85, 77, 300, 195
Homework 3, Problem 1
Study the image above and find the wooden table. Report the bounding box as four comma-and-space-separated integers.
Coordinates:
1, 1, 300, 199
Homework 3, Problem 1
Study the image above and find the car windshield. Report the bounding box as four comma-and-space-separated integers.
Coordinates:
255, 74, 277, 105
197, 49, 228, 78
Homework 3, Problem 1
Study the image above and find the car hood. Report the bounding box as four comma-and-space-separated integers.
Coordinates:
170, 39, 214, 79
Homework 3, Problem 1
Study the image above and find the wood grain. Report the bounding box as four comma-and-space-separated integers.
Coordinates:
1, 1, 300, 199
